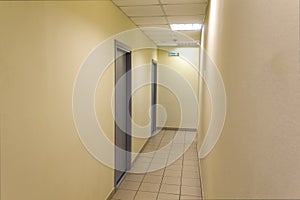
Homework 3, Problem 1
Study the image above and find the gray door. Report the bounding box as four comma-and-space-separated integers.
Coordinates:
115, 42, 132, 186
151, 60, 157, 134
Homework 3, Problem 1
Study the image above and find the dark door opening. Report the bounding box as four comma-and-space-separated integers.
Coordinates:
114, 41, 132, 187
151, 59, 158, 135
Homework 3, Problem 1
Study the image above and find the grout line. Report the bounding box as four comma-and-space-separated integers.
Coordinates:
114, 131, 163, 199
158, 0, 170, 29
195, 136, 203, 200
116, 130, 202, 199
132, 129, 166, 200
154, 129, 168, 200
116, 2, 208, 8
179, 130, 186, 200
131, 173, 145, 200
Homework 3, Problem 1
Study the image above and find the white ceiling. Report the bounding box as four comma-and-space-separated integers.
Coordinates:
112, 0, 208, 47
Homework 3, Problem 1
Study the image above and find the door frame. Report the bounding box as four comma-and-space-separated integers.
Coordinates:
151, 59, 158, 135
114, 40, 132, 187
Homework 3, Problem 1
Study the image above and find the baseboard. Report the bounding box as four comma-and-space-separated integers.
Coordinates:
157, 126, 197, 132
106, 134, 151, 200
196, 142, 204, 199
106, 187, 116, 200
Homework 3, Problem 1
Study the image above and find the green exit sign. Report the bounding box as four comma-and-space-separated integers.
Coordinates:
169, 52, 180, 57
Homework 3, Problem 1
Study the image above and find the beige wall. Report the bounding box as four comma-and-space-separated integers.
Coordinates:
0, 1, 156, 200
131, 49, 157, 160
157, 48, 200, 129
199, 0, 300, 199
197, 78, 211, 150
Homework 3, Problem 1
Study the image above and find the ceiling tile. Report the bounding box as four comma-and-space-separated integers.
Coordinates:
173, 32, 194, 40
112, 0, 159, 6
177, 31, 201, 40
176, 41, 199, 46
139, 24, 170, 29
121, 5, 164, 17
161, 0, 207, 4
131, 17, 167, 25
157, 43, 177, 46
112, 0, 205, 46
142, 29, 174, 37
167, 15, 205, 24
163, 4, 207, 15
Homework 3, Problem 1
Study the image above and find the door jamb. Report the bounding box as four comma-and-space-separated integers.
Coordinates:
151, 59, 158, 135
114, 40, 132, 187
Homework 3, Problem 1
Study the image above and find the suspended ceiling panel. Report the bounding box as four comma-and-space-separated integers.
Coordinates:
163, 4, 207, 15
131, 17, 167, 25
139, 24, 170, 29
121, 6, 164, 16
167, 15, 205, 24
161, 0, 207, 3
111, 0, 208, 46
112, 0, 160, 6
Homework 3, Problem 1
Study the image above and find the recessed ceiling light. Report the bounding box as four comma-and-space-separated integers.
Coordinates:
170, 23, 203, 31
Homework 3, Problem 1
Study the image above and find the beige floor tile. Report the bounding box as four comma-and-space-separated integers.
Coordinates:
143, 174, 163, 184
165, 168, 182, 173
171, 159, 183, 166
153, 157, 169, 163
166, 164, 182, 171
164, 169, 182, 177
167, 158, 182, 165
119, 180, 141, 191
184, 150, 197, 155
143, 148, 157, 153
160, 184, 180, 195
180, 195, 201, 200
113, 189, 137, 200
142, 148, 155, 153
182, 171, 199, 179
181, 186, 202, 197
157, 193, 179, 200
183, 153, 197, 157
181, 178, 201, 187
139, 182, 160, 192
162, 176, 181, 185
183, 160, 198, 166
115, 131, 202, 200
130, 164, 150, 172
148, 164, 167, 172
147, 168, 165, 176
185, 148, 197, 152
134, 191, 157, 200
124, 174, 144, 182
183, 156, 198, 161
159, 140, 172, 145
135, 156, 153, 162
182, 165, 198, 173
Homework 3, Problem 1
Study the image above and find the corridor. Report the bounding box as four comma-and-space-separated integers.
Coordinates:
112, 130, 202, 200
1, 1, 299, 200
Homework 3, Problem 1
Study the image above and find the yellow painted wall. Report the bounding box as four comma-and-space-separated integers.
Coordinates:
131, 48, 157, 160
157, 48, 200, 129
197, 77, 211, 149
0, 1, 156, 200
199, 0, 300, 199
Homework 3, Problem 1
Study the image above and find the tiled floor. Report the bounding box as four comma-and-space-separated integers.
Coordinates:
111, 130, 202, 200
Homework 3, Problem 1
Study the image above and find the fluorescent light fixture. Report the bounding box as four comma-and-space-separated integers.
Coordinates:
170, 23, 203, 31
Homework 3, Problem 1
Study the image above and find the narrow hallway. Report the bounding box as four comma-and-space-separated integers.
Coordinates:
112, 130, 202, 200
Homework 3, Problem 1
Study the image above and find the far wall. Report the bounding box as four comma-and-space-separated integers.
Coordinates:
157, 47, 200, 129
